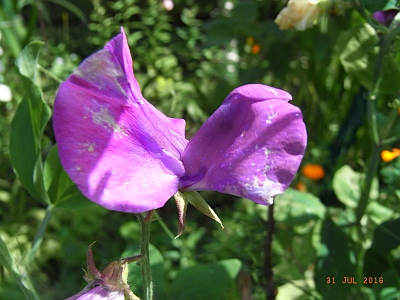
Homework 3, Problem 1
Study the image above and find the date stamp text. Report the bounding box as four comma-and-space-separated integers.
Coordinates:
326, 276, 384, 285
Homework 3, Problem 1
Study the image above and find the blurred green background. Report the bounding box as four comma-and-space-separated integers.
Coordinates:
0, 0, 399, 299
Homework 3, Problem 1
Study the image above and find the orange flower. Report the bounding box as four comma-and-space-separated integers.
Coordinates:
295, 182, 307, 192
381, 148, 400, 162
301, 163, 325, 180
251, 43, 261, 54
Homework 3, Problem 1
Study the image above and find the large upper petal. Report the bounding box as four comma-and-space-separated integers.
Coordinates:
53, 28, 188, 213
180, 84, 307, 205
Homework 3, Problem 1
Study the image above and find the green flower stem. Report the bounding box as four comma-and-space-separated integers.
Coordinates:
137, 211, 154, 300
154, 211, 175, 241
154, 211, 182, 248
354, 12, 400, 287
356, 10, 400, 225
36, 64, 63, 84
27, 204, 54, 265
355, 145, 380, 224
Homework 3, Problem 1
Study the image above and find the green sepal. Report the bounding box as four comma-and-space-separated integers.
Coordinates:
174, 191, 224, 238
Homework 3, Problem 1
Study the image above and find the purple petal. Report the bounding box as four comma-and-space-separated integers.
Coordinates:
53, 28, 188, 213
65, 285, 124, 300
180, 84, 307, 205
372, 9, 398, 26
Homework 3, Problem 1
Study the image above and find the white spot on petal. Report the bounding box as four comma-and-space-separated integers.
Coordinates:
90, 106, 126, 135
79, 142, 96, 153
265, 86, 278, 95
244, 176, 283, 204
266, 110, 278, 124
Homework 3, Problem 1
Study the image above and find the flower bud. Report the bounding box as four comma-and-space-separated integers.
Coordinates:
275, 0, 322, 31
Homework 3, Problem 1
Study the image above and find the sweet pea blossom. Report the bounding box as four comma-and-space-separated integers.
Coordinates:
373, 9, 399, 27
66, 244, 142, 300
53, 28, 307, 213
275, 0, 322, 31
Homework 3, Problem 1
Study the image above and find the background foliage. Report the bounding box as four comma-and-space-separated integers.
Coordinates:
0, 0, 399, 299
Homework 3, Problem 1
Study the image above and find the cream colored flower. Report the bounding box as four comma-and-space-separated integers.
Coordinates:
275, 0, 322, 31
0, 83, 12, 102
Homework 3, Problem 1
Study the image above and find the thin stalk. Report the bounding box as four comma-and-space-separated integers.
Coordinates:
154, 211, 182, 248
137, 211, 154, 300
353, 10, 400, 288
36, 64, 63, 83
154, 210, 175, 241
265, 203, 275, 300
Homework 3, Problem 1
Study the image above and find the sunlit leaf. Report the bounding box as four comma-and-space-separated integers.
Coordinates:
332, 165, 379, 208
274, 188, 326, 225
337, 23, 377, 90
337, 23, 400, 94
169, 259, 241, 300
366, 201, 398, 225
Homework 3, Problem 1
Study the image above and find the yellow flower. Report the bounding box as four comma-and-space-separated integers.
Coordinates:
381, 148, 400, 162
246, 36, 255, 45
302, 163, 325, 180
275, 0, 322, 31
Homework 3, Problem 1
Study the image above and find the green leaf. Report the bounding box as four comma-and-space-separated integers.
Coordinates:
366, 201, 398, 224
53, 185, 94, 209
43, 144, 92, 208
314, 218, 356, 298
277, 279, 317, 300
362, 0, 399, 12
337, 23, 400, 94
367, 218, 400, 260
379, 287, 400, 300
381, 158, 400, 184
337, 23, 378, 90
274, 188, 326, 225
379, 56, 400, 94
364, 218, 400, 284
332, 165, 379, 208
169, 259, 242, 300
0, 237, 39, 300
9, 41, 51, 204
185, 191, 224, 229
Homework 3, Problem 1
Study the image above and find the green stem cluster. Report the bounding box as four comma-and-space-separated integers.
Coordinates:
137, 211, 154, 300
354, 10, 400, 287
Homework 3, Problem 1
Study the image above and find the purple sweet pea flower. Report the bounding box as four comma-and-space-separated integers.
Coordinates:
66, 284, 125, 300
65, 244, 142, 300
373, 9, 399, 27
53, 28, 307, 213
